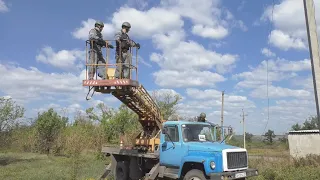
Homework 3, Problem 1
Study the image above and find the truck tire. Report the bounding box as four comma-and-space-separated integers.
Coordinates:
116, 161, 129, 180
183, 169, 206, 180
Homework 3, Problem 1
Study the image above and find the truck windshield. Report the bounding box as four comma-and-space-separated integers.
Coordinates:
182, 124, 214, 142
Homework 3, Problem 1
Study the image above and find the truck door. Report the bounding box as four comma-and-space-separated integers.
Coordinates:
160, 124, 183, 167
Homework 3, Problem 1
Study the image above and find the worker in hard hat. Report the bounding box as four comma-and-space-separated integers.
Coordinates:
114, 22, 140, 79
198, 112, 206, 122
88, 20, 114, 80
198, 112, 217, 127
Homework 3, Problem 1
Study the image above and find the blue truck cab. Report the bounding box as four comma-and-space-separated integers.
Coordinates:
159, 120, 259, 180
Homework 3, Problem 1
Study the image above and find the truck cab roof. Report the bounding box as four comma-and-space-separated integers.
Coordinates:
163, 120, 215, 126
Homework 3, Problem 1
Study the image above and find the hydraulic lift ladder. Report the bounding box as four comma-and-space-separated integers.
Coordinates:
83, 40, 164, 153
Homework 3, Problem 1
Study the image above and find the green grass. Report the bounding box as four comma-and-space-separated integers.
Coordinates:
1, 147, 320, 180
0, 152, 106, 180
248, 155, 320, 180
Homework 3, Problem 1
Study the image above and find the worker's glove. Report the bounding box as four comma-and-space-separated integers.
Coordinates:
97, 40, 107, 47
135, 43, 140, 49
107, 44, 114, 49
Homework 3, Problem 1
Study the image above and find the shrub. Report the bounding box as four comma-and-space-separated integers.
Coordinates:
34, 108, 68, 155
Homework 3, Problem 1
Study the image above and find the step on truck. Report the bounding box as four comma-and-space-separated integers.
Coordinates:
82, 39, 259, 180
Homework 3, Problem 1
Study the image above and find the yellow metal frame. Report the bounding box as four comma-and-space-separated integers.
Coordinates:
135, 130, 161, 152
85, 40, 139, 81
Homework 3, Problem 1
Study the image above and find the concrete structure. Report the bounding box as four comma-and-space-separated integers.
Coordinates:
288, 130, 320, 158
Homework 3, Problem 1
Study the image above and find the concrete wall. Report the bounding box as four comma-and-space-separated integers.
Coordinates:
288, 133, 320, 158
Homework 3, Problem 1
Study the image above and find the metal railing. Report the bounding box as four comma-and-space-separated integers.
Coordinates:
85, 39, 139, 81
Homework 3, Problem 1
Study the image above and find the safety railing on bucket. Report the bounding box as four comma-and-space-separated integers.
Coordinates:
84, 39, 139, 81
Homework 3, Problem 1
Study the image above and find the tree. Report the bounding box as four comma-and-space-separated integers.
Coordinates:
86, 103, 141, 144
0, 97, 25, 132
245, 132, 253, 143
291, 123, 301, 131
151, 90, 182, 120
34, 108, 68, 154
263, 129, 276, 144
291, 116, 319, 130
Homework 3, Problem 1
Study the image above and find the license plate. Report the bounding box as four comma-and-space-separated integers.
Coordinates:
235, 172, 246, 178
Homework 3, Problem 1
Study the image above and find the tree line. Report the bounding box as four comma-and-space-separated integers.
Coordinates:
241, 116, 319, 147
0, 91, 182, 156
1, 92, 319, 155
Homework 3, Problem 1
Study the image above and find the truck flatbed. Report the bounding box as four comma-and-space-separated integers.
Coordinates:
102, 146, 159, 159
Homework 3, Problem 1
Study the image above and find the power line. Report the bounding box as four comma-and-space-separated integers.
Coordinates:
263, 0, 276, 135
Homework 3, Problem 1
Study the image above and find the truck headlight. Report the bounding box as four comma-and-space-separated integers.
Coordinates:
210, 161, 216, 169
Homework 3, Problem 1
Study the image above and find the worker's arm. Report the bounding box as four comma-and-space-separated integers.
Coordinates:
114, 32, 140, 49
127, 37, 140, 49
89, 29, 113, 48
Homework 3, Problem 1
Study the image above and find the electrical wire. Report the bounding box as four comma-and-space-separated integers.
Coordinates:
262, 0, 275, 135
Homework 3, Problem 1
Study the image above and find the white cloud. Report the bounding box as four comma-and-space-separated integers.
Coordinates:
264, 99, 316, 127
72, 7, 183, 40
111, 7, 183, 39
290, 75, 314, 91
185, 88, 253, 109
0, 0, 9, 13
36, 46, 85, 72
250, 85, 311, 99
126, 0, 148, 10
160, 0, 220, 26
73, 0, 247, 41
0, 63, 86, 103
150, 36, 238, 72
185, 89, 250, 115
159, 0, 247, 39
174, 88, 256, 133
149, 88, 181, 97
153, 70, 226, 88
31, 103, 85, 120
233, 58, 310, 89
261, 48, 276, 57
261, 0, 320, 50
150, 29, 237, 88
191, 24, 228, 39
268, 30, 307, 51
186, 88, 221, 100
72, 18, 116, 41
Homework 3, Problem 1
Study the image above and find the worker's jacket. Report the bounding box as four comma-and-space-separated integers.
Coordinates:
88, 27, 105, 54
114, 30, 136, 55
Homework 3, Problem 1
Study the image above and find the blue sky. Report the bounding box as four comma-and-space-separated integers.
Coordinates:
0, 0, 319, 135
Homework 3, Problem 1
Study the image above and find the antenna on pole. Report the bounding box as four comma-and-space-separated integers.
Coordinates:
221, 90, 225, 140
240, 109, 248, 149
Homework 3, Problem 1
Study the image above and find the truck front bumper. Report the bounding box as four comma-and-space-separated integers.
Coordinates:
209, 168, 258, 180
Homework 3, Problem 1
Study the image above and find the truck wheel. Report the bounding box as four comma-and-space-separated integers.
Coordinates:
116, 161, 129, 180
183, 169, 206, 180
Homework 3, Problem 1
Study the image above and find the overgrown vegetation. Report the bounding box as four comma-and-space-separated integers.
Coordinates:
0, 91, 182, 179
1, 95, 320, 179
291, 116, 319, 130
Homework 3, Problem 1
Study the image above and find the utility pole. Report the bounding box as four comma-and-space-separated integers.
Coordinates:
240, 109, 248, 149
303, 0, 320, 132
221, 91, 225, 140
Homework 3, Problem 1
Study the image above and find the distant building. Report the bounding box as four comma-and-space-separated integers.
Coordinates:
288, 129, 320, 158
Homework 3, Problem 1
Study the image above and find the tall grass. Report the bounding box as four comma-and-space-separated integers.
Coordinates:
248, 154, 320, 179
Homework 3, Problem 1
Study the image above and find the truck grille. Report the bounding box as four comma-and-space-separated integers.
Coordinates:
226, 151, 248, 169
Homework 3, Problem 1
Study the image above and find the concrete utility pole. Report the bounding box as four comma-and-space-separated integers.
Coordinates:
240, 109, 248, 149
221, 91, 225, 140
303, 0, 320, 132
